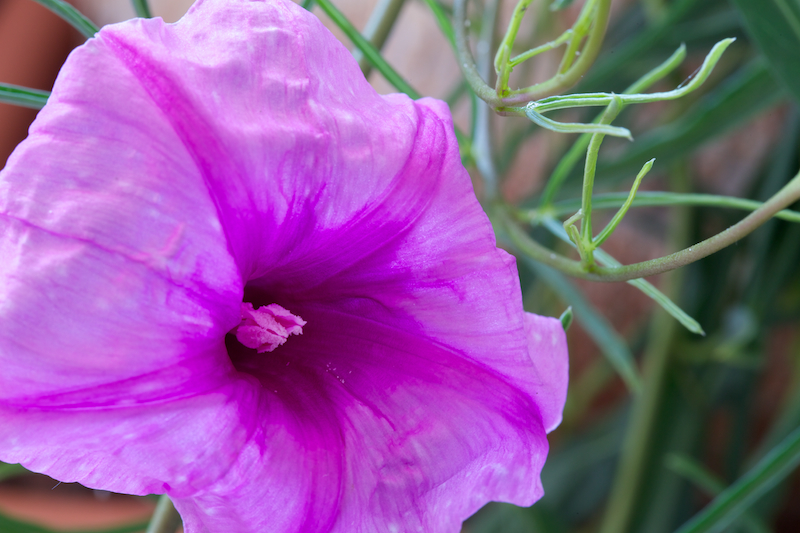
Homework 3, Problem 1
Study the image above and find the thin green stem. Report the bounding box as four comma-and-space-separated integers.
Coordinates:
557, 0, 598, 74
535, 191, 800, 222
131, 0, 152, 18
601, 302, 678, 533
494, 0, 535, 75
301, 0, 316, 11
509, 29, 573, 68
0, 83, 49, 110
315, 0, 420, 99
541, 217, 704, 335
538, 43, 687, 207
503, 0, 612, 104
454, 0, 502, 106
456, 0, 612, 105
418, 0, 475, 157
598, 162, 691, 533
30, 0, 98, 38
523, 104, 631, 137
580, 96, 622, 247
146, 495, 181, 533
502, 168, 800, 282
472, 0, 501, 199
593, 158, 655, 247
529, 38, 734, 114
354, 0, 406, 76
591, 169, 800, 281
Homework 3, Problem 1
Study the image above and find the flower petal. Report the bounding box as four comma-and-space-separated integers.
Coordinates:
0, 0, 568, 530
177, 305, 550, 532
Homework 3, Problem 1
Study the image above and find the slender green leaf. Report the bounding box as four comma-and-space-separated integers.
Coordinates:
525, 104, 632, 138
30, 0, 98, 38
540, 218, 705, 335
600, 60, 785, 181
314, 0, 420, 99
0, 83, 50, 110
131, 0, 152, 18
559, 306, 574, 331
673, 426, 800, 533
534, 39, 735, 113
731, 0, 800, 104
0, 512, 148, 533
666, 454, 773, 533
544, 191, 800, 223
419, 0, 456, 49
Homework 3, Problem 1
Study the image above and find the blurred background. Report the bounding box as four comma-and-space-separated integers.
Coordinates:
1, 0, 799, 532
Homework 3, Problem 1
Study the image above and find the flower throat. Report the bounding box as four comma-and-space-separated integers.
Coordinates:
233, 302, 306, 353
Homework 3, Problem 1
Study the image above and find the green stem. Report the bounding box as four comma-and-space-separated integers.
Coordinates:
592, 158, 655, 247
598, 162, 691, 533
556, 0, 598, 73
541, 217, 704, 335
315, 0, 420, 99
455, 0, 612, 106
504, 169, 800, 282
354, 0, 406, 76
537, 191, 800, 222
0, 83, 49, 110
538, 43, 687, 207
522, 104, 631, 138
508, 30, 573, 68
601, 302, 678, 533
146, 495, 182, 533
471, 0, 501, 199
453, 0, 502, 106
494, 0, 535, 79
30, 0, 98, 38
529, 38, 734, 114
580, 96, 622, 249
131, 0, 152, 18
503, 0, 612, 104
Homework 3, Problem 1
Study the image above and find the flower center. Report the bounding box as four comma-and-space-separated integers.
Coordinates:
233, 302, 306, 353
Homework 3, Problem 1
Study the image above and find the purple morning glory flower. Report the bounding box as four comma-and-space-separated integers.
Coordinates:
0, 0, 568, 531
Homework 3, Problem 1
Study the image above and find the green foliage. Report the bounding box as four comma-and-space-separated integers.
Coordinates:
731, 0, 800, 104
29, 0, 98, 38
0, 83, 49, 110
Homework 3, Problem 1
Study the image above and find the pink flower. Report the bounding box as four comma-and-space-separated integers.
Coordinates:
0, 0, 568, 531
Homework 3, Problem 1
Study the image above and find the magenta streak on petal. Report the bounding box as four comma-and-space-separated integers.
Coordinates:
235, 302, 306, 353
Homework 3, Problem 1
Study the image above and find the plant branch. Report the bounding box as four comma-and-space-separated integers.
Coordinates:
354, 0, 406, 76
502, 168, 800, 282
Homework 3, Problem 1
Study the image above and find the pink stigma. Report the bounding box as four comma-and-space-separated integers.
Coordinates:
234, 302, 307, 353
